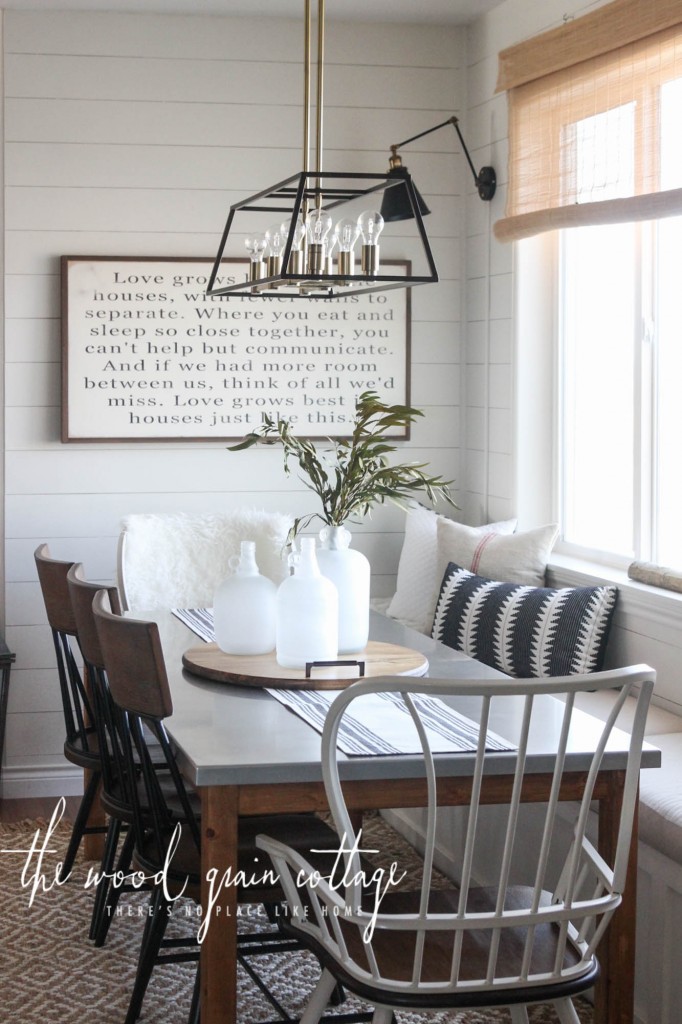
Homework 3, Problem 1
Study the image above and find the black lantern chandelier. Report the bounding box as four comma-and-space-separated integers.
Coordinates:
206, 0, 438, 301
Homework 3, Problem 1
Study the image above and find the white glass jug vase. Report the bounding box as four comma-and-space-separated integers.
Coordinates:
276, 536, 338, 669
316, 525, 370, 653
213, 540, 276, 655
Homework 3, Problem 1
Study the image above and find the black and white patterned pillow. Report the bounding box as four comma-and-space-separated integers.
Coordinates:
432, 562, 618, 678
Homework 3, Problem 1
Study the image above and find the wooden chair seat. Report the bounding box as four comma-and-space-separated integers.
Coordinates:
102, 762, 202, 816
64, 726, 101, 770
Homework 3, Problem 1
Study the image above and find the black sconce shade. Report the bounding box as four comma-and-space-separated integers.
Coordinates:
380, 165, 431, 222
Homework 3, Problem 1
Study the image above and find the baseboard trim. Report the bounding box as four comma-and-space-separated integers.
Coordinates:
0, 765, 83, 800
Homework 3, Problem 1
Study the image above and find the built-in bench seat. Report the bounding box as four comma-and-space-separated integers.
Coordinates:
564, 691, 682, 864
637, 731, 682, 864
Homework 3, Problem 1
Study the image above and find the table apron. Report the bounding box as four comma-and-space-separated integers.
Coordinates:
230, 769, 624, 816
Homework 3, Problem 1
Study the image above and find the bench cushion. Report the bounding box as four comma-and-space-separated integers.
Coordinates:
639, 732, 682, 863
570, 690, 682, 737
559, 691, 682, 862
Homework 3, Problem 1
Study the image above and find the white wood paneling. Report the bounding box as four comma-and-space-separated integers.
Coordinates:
3, 9, 464, 794
5, 187, 460, 237
4, 493, 410, 541
7, 668, 63, 714
5, 143, 458, 194
7, 53, 458, 113
5, 12, 461, 67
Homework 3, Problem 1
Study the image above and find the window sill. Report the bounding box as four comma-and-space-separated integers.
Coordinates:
547, 552, 682, 634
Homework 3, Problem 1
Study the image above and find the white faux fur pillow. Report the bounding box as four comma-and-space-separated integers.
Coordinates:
119, 509, 292, 612
386, 508, 517, 635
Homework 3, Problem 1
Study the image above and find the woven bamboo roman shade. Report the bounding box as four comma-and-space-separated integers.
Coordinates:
494, 0, 682, 243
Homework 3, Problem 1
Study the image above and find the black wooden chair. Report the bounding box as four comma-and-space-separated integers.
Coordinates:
92, 589, 345, 1024
34, 544, 107, 881
66, 562, 146, 945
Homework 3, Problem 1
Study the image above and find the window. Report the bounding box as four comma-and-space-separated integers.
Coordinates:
558, 79, 682, 568
496, 0, 682, 570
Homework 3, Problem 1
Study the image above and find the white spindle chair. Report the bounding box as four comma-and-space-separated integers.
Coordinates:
257, 665, 655, 1024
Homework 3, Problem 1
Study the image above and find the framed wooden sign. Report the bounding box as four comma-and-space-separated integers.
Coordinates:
61, 256, 411, 442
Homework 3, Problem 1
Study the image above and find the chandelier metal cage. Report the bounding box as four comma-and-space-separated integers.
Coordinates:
206, 0, 439, 301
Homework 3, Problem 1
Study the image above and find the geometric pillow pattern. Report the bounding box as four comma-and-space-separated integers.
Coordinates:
432, 562, 619, 678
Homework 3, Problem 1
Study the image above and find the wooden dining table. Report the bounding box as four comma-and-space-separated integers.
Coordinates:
151, 608, 661, 1024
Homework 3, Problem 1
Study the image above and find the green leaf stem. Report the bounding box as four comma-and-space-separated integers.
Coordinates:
228, 391, 458, 540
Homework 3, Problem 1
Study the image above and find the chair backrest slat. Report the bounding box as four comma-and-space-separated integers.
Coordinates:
92, 591, 173, 721
35, 543, 78, 635
92, 589, 201, 855
35, 544, 96, 751
67, 563, 121, 670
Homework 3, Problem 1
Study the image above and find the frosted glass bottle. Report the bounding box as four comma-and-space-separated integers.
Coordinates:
276, 536, 338, 669
213, 541, 276, 655
316, 525, 370, 653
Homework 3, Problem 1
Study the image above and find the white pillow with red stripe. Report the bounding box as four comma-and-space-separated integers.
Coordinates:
436, 517, 559, 598
386, 508, 517, 635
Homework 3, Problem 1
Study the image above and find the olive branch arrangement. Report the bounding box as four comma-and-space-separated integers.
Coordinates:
229, 391, 458, 540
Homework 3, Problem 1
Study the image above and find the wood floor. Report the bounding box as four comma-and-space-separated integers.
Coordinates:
0, 795, 81, 823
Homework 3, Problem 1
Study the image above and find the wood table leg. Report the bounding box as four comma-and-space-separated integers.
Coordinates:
596, 771, 637, 1024
200, 784, 239, 1024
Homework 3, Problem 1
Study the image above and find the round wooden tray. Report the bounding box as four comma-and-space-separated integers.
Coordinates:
182, 641, 428, 690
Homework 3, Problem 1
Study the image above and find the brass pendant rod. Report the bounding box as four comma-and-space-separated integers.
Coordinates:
315, 0, 325, 184
303, 0, 311, 177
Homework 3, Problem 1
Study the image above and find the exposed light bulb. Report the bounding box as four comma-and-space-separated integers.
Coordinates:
281, 218, 306, 275
265, 223, 286, 259
265, 223, 286, 284
335, 217, 360, 279
335, 218, 360, 253
357, 210, 384, 245
306, 208, 333, 275
357, 210, 384, 275
325, 232, 339, 275
306, 209, 333, 245
285, 218, 306, 251
244, 235, 266, 283
245, 235, 266, 261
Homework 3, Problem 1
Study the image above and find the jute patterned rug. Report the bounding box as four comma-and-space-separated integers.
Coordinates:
0, 810, 593, 1024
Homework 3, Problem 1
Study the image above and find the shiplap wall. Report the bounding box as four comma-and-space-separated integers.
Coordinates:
2, 10, 465, 795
